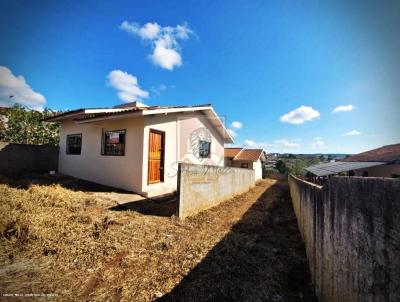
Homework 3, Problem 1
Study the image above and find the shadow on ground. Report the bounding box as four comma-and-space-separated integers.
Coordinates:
109, 194, 177, 217
157, 180, 317, 302
0, 173, 132, 193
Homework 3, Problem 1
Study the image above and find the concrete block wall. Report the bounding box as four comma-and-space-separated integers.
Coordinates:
288, 174, 400, 302
0, 142, 59, 175
177, 163, 255, 218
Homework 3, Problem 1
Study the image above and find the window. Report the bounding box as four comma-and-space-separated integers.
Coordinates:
66, 134, 82, 155
241, 163, 249, 169
102, 129, 126, 156
199, 140, 211, 158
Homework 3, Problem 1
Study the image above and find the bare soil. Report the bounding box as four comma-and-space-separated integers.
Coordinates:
0, 175, 316, 301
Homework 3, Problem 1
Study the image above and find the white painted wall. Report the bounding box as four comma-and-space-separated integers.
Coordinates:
58, 117, 144, 193
141, 112, 225, 197
253, 159, 263, 180
58, 111, 226, 197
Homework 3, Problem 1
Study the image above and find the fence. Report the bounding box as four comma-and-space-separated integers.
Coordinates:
0, 142, 59, 175
177, 163, 255, 218
288, 174, 400, 302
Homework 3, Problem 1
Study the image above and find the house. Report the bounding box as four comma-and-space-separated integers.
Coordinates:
341, 143, 400, 178
224, 147, 266, 180
45, 102, 234, 197
305, 143, 400, 179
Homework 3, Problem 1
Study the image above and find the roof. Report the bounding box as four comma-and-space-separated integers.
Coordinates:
233, 149, 265, 161
341, 143, 400, 163
44, 103, 234, 144
305, 161, 386, 177
224, 147, 242, 158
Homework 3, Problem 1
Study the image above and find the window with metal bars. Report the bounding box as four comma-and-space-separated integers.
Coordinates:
102, 129, 126, 156
66, 134, 82, 155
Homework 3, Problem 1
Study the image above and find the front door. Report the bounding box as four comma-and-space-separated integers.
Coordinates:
148, 129, 165, 184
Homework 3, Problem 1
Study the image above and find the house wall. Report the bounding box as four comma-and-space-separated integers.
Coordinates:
141, 112, 225, 197
58, 117, 144, 193
253, 159, 263, 180
354, 164, 400, 177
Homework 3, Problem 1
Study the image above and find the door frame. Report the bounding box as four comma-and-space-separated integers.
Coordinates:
147, 129, 165, 184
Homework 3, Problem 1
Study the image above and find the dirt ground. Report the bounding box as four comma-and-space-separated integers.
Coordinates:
0, 175, 316, 301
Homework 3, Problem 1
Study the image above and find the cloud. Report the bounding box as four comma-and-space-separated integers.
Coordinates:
0, 66, 46, 110
107, 70, 149, 102
280, 105, 320, 124
243, 140, 268, 148
151, 84, 167, 96
274, 139, 299, 148
311, 137, 328, 150
120, 21, 194, 70
227, 129, 237, 138
333, 104, 355, 113
231, 121, 242, 129
344, 130, 361, 136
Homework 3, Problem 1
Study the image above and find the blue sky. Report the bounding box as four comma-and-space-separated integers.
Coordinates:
0, 0, 399, 153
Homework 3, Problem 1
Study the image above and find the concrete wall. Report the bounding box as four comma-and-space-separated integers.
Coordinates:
177, 163, 255, 218
0, 142, 58, 175
228, 159, 263, 181
288, 174, 400, 302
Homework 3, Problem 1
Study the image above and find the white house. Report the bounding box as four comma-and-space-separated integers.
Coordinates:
46, 102, 234, 197
224, 147, 266, 180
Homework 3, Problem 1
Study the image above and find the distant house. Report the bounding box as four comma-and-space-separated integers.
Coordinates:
45, 102, 234, 197
341, 143, 400, 178
305, 143, 400, 179
224, 147, 266, 180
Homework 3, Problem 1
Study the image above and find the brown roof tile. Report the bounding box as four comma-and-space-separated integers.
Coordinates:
341, 143, 400, 163
233, 149, 264, 161
224, 148, 243, 158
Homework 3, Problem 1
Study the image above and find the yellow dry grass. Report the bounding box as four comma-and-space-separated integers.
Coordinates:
0, 178, 315, 301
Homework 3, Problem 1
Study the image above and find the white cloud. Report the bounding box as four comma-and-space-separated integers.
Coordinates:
0, 66, 46, 111
243, 140, 268, 148
311, 137, 328, 150
227, 129, 237, 138
333, 104, 355, 113
274, 139, 299, 148
231, 121, 242, 129
107, 70, 149, 102
151, 84, 167, 96
344, 130, 361, 136
280, 105, 320, 125
120, 21, 194, 70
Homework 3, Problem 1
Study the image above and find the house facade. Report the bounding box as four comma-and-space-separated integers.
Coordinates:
46, 103, 233, 197
224, 147, 265, 180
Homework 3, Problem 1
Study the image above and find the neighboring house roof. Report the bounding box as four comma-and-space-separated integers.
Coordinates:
341, 143, 400, 163
44, 103, 234, 144
224, 147, 265, 162
305, 161, 386, 177
224, 147, 242, 158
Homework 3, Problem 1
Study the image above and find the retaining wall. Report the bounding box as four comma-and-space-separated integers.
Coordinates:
288, 174, 400, 302
177, 163, 255, 218
0, 142, 59, 175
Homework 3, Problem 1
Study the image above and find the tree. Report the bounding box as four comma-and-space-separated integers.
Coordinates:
0, 105, 60, 145
275, 160, 288, 174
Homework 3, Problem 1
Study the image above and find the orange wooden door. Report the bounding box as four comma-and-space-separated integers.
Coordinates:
148, 130, 164, 184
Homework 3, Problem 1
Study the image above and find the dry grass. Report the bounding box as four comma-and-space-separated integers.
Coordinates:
0, 177, 315, 301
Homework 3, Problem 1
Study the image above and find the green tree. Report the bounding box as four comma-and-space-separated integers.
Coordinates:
0, 105, 60, 145
275, 160, 288, 174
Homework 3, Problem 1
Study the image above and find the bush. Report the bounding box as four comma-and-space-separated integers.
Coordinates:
0, 104, 60, 145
